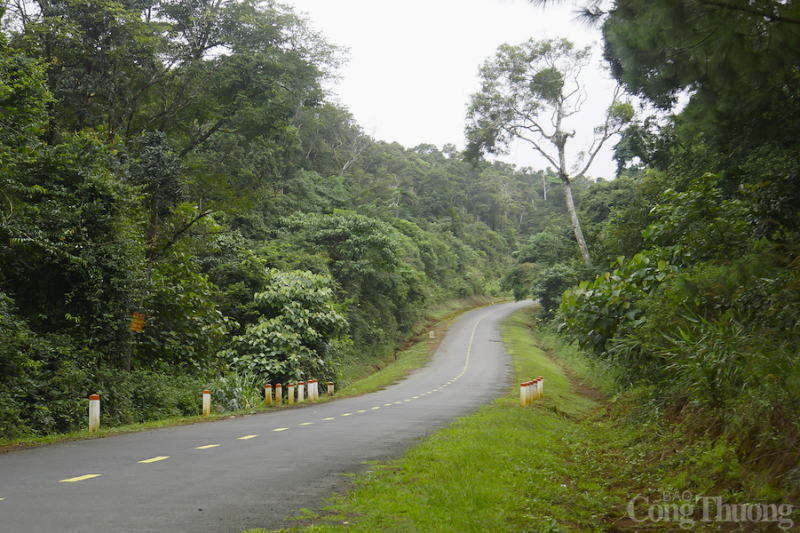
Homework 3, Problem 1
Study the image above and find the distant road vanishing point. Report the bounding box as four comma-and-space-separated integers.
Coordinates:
0, 300, 533, 532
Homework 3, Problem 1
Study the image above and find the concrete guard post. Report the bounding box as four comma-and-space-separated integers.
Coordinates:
328, 381, 334, 396
298, 381, 305, 403
538, 376, 544, 398
520, 382, 526, 407
275, 383, 282, 405
88, 394, 100, 432
265, 384, 272, 407
202, 390, 211, 417
288, 383, 295, 405
311, 379, 318, 401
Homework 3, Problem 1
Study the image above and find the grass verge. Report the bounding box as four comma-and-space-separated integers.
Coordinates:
250, 307, 641, 532
254, 307, 797, 532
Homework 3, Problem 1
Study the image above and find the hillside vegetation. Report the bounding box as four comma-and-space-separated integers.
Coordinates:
0, 0, 591, 439
2, 0, 800, 504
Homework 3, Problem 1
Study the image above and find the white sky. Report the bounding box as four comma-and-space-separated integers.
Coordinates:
287, 0, 622, 179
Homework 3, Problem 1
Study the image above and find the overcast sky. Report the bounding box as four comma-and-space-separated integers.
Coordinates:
287, 0, 621, 179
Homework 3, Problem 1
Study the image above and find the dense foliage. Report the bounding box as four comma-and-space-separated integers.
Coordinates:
523, 0, 800, 492
0, 1, 609, 438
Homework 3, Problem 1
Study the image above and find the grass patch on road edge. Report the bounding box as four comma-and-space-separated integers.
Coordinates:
256, 307, 661, 533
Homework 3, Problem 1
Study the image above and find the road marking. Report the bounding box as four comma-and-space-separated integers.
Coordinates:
299, 422, 313, 426
138, 456, 169, 463
404, 399, 411, 402
238, 435, 258, 440
60, 474, 101, 483
394, 401, 402, 404
357, 410, 367, 413
322, 417, 335, 420
413, 396, 419, 398
384, 403, 392, 406
0, 498, 5, 500
341, 413, 352, 417
272, 428, 289, 432
195, 444, 220, 450
371, 407, 380, 410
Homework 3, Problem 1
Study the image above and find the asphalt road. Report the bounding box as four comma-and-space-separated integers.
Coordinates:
0, 300, 532, 532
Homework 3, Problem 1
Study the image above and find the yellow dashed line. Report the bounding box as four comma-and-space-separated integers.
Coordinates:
413, 396, 419, 399
298, 422, 313, 426
322, 417, 335, 420
404, 399, 411, 402
60, 474, 101, 483
195, 444, 220, 450
341, 413, 352, 417
357, 410, 367, 413
138, 456, 169, 463
238, 435, 258, 440
371, 407, 380, 410
272, 428, 289, 432
384, 403, 392, 406
394, 401, 402, 404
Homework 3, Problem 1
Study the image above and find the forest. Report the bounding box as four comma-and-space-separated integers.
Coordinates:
0, 0, 597, 438
2, 0, 800, 493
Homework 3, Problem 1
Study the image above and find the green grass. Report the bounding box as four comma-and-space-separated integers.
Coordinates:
252, 307, 666, 533
255, 307, 798, 532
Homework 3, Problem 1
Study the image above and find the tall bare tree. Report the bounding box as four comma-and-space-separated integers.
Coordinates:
465, 38, 633, 267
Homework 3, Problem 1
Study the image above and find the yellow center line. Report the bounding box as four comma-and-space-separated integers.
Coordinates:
272, 428, 288, 432
404, 399, 411, 402
371, 407, 380, 410
357, 410, 367, 413
60, 474, 101, 483
413, 396, 419, 398
238, 435, 258, 440
341, 413, 352, 417
298, 422, 313, 426
394, 401, 402, 404
138, 456, 169, 463
384, 403, 392, 406
322, 417, 335, 420
195, 444, 220, 450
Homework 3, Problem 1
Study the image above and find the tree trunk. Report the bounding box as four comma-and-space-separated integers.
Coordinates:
562, 179, 592, 267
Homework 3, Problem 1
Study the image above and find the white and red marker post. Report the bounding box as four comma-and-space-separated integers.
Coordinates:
202, 389, 211, 416
89, 394, 100, 432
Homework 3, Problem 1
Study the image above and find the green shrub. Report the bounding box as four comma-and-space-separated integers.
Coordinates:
559, 253, 676, 353
530, 262, 586, 319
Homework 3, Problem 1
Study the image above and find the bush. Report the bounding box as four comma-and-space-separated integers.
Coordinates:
530, 262, 586, 320
559, 253, 676, 354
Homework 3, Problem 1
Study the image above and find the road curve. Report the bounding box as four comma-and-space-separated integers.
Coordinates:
0, 300, 533, 532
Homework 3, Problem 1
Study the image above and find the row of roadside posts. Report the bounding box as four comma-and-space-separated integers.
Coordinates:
520, 377, 544, 406
87, 380, 335, 432
200, 379, 333, 417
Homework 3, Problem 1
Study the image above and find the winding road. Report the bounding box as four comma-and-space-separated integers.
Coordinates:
0, 300, 532, 532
